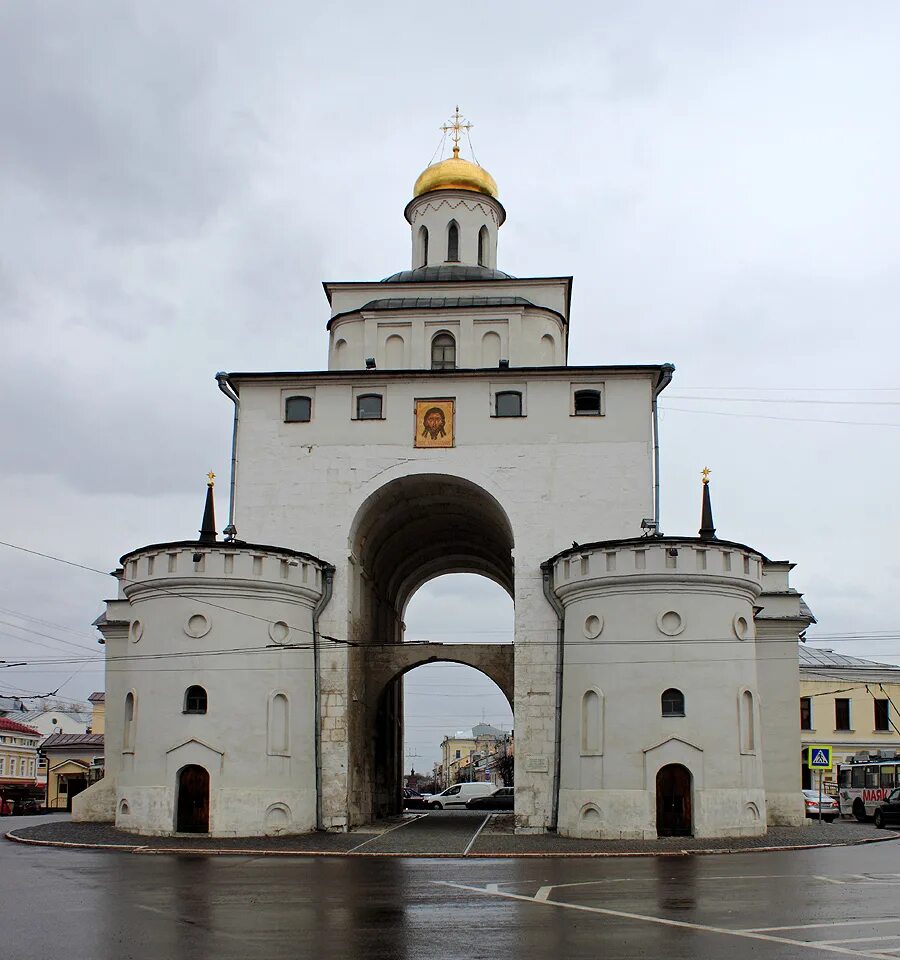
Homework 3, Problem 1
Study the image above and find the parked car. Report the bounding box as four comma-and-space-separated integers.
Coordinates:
466, 786, 514, 811
802, 788, 839, 822
427, 783, 494, 809
873, 788, 900, 829
403, 788, 429, 810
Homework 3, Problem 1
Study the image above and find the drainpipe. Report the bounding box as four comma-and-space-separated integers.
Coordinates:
651, 364, 675, 534
542, 560, 565, 831
215, 372, 240, 541
312, 564, 335, 831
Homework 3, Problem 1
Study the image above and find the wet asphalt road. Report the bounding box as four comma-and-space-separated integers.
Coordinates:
4, 815, 900, 960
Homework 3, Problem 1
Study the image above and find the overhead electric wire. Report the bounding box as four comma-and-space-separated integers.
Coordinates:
662, 406, 900, 427
0, 539, 354, 648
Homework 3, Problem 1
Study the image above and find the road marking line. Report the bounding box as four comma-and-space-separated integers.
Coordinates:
463, 816, 492, 856
346, 815, 425, 852
745, 919, 900, 933
823, 937, 900, 946
534, 886, 553, 902
816, 875, 849, 884
434, 881, 889, 959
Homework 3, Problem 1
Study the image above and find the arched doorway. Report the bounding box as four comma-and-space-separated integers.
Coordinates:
656, 764, 692, 836
176, 765, 209, 833
347, 474, 515, 824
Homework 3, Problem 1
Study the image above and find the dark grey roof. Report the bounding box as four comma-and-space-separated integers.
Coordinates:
362, 295, 537, 311
381, 265, 516, 283
799, 645, 900, 682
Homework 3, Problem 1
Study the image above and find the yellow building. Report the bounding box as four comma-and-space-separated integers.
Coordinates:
41, 733, 105, 811
0, 717, 40, 812
799, 646, 900, 788
87, 691, 105, 734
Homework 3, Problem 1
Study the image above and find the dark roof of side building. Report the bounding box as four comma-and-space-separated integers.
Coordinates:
799, 646, 900, 677
40, 733, 104, 749
88, 692, 105, 703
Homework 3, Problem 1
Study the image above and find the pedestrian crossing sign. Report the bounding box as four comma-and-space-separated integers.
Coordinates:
807, 745, 832, 771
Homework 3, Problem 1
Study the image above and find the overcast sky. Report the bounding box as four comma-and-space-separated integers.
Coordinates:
2, 3, 899, 769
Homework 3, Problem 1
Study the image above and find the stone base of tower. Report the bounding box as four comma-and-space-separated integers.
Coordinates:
71, 777, 116, 823
557, 788, 769, 840
764, 792, 807, 827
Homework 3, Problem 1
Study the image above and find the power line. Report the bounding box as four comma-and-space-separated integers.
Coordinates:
663, 406, 900, 427
668, 395, 900, 407
0, 539, 353, 649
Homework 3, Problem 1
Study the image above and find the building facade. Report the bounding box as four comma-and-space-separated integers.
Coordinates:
75, 118, 812, 839
799, 646, 900, 788
0, 718, 40, 812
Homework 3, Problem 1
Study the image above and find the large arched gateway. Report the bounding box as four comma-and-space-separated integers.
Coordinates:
345, 474, 515, 822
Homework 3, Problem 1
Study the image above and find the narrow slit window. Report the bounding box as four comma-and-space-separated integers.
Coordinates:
184, 685, 208, 715
478, 226, 488, 266
356, 394, 383, 419
661, 688, 685, 717
574, 389, 602, 416
447, 221, 459, 261
431, 333, 456, 370
284, 396, 311, 422
419, 225, 429, 267
495, 390, 523, 417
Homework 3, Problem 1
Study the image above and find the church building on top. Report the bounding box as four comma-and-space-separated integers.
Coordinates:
75, 110, 812, 840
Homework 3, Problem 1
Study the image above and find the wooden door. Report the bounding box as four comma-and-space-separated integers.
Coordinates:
176, 765, 209, 833
656, 764, 692, 836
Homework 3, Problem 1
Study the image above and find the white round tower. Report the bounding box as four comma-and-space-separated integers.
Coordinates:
549, 534, 769, 840
95, 539, 332, 837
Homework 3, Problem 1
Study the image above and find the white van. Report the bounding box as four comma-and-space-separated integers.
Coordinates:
427, 783, 495, 809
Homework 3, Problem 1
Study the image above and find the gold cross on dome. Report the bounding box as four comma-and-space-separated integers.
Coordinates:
441, 105, 473, 159
701, 466, 711, 485
207, 471, 216, 487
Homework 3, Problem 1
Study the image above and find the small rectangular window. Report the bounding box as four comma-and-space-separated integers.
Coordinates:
835, 698, 851, 731
882, 765, 896, 789
851, 766, 864, 788
356, 394, 383, 420
573, 389, 602, 416
285, 395, 312, 422
495, 391, 523, 417
875, 699, 890, 731
865, 765, 879, 788
800, 697, 812, 730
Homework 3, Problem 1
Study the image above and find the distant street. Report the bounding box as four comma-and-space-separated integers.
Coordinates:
3, 817, 900, 960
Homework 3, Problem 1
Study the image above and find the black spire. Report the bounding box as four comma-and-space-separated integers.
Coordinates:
699, 467, 716, 541
199, 472, 217, 544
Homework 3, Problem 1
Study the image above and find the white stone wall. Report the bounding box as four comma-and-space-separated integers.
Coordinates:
230, 368, 658, 830
553, 538, 769, 839
406, 191, 504, 269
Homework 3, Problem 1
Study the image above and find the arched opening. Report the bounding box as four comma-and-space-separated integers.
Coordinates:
385, 334, 404, 368
347, 474, 515, 824
124, 691, 136, 751
431, 332, 456, 370
656, 764, 692, 837
418, 225, 429, 267
477, 225, 489, 266
661, 688, 685, 717
740, 689, 755, 752
176, 764, 210, 833
446, 221, 459, 262
184, 685, 208, 715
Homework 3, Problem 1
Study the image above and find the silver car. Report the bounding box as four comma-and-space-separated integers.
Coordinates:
803, 788, 839, 822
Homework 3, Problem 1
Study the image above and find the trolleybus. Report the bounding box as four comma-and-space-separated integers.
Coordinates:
836, 754, 900, 820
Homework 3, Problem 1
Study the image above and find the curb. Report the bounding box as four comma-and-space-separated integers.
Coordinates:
7, 828, 900, 859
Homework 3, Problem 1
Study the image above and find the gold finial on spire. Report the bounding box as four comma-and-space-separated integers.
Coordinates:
701, 466, 711, 485
207, 471, 216, 487
441, 105, 473, 159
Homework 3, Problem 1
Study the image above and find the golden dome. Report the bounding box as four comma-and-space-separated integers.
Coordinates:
413, 156, 498, 199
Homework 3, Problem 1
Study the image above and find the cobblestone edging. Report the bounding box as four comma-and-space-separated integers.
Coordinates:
6, 818, 900, 859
